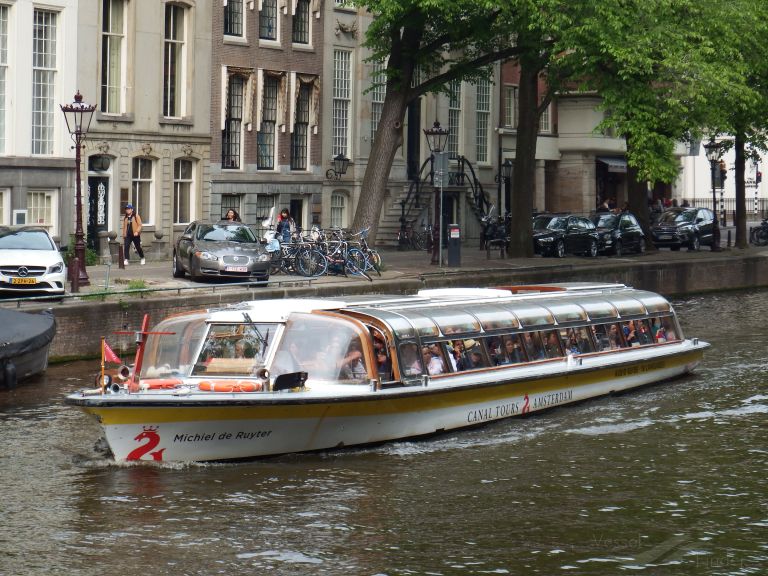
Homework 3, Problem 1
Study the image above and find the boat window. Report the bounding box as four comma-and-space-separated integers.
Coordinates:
520, 331, 546, 360
486, 334, 526, 365
609, 296, 646, 317
594, 323, 624, 351
269, 313, 368, 383
421, 342, 448, 376
398, 342, 423, 377
561, 327, 595, 354
572, 298, 619, 320
353, 308, 417, 340
192, 321, 275, 376
652, 314, 681, 341
141, 313, 209, 378
446, 338, 488, 371
542, 330, 563, 358
465, 305, 519, 331
505, 303, 554, 327
633, 292, 671, 313
396, 309, 440, 338
372, 328, 393, 379
543, 302, 588, 323
418, 307, 481, 335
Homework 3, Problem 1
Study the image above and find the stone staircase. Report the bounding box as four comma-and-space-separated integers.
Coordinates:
376, 179, 431, 248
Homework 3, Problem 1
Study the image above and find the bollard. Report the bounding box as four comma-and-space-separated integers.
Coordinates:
70, 256, 80, 293
727, 229, 732, 248
118, 245, 125, 269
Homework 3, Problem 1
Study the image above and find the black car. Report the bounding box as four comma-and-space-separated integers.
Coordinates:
589, 211, 645, 256
651, 207, 715, 251
173, 221, 271, 281
532, 214, 599, 258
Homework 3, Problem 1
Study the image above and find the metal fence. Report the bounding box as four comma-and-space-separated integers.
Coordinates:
687, 196, 768, 220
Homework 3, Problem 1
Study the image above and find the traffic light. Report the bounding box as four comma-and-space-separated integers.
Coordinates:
757, 171, 762, 184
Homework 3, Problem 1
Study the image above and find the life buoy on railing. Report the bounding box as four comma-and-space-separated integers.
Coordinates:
139, 378, 184, 390
198, 380, 262, 393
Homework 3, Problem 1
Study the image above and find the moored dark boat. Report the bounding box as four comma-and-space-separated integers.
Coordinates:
0, 309, 56, 388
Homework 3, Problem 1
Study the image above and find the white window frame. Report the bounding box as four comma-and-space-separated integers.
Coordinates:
504, 85, 517, 129
222, 71, 246, 170
332, 49, 351, 158
224, 0, 246, 39
163, 3, 187, 119
259, 0, 280, 45
291, 0, 311, 46
27, 189, 58, 235
173, 158, 195, 224
130, 157, 154, 225
0, 5, 8, 154
0, 188, 9, 224
257, 73, 280, 171
32, 9, 57, 156
101, 0, 126, 115
330, 191, 347, 229
475, 79, 490, 164
447, 79, 462, 159
539, 103, 551, 134
370, 60, 386, 144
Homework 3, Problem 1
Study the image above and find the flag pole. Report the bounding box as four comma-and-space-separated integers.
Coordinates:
100, 337, 105, 394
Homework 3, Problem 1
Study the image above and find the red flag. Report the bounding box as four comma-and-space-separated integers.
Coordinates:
103, 341, 122, 364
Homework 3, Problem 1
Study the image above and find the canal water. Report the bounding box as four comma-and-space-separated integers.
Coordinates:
1, 291, 766, 576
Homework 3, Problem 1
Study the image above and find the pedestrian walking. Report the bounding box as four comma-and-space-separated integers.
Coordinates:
122, 203, 145, 265
276, 208, 296, 243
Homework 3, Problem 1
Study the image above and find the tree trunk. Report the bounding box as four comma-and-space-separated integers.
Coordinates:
507, 60, 539, 258
350, 89, 408, 245
734, 132, 747, 249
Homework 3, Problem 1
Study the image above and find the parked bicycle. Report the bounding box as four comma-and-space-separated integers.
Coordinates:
750, 219, 768, 246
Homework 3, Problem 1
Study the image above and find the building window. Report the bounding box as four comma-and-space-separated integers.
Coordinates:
332, 50, 351, 157
221, 194, 241, 219
292, 0, 310, 44
475, 79, 490, 163
27, 190, 55, 233
259, 0, 277, 40
173, 158, 193, 224
0, 5, 9, 153
371, 60, 386, 144
254, 195, 275, 234
163, 4, 185, 118
222, 74, 244, 169
257, 75, 279, 170
504, 85, 517, 129
0, 188, 9, 224
539, 103, 551, 134
224, 0, 244, 37
447, 79, 461, 159
291, 82, 311, 170
330, 192, 347, 229
130, 158, 153, 223
32, 10, 57, 156
101, 0, 125, 114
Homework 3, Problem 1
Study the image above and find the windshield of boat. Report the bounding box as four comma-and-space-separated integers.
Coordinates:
533, 216, 566, 231
191, 321, 275, 376
141, 314, 209, 378
195, 223, 257, 243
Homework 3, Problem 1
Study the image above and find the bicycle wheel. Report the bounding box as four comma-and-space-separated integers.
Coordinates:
411, 232, 427, 251
754, 228, 768, 246
345, 248, 371, 280
296, 248, 328, 277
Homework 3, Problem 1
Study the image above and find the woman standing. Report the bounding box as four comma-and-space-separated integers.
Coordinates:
122, 203, 145, 265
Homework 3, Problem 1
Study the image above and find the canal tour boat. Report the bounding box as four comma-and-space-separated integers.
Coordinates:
65, 283, 708, 462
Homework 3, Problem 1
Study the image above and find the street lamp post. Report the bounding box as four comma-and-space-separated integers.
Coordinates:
423, 121, 450, 265
703, 138, 723, 252
326, 153, 350, 180
501, 158, 513, 215
60, 91, 96, 286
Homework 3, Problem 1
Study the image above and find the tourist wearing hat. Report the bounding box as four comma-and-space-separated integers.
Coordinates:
121, 203, 145, 265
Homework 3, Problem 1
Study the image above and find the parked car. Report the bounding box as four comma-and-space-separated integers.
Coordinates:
651, 207, 715, 251
173, 221, 270, 281
532, 214, 599, 258
589, 211, 646, 256
0, 226, 66, 296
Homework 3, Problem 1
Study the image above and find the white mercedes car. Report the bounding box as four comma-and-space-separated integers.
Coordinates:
0, 226, 67, 296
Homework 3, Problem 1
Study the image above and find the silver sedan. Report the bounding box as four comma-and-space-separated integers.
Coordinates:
173, 221, 270, 282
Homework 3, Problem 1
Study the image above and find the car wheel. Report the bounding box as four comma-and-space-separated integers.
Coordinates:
688, 234, 700, 251
172, 251, 185, 278
638, 239, 646, 254
614, 240, 623, 257
554, 240, 565, 258
587, 240, 598, 257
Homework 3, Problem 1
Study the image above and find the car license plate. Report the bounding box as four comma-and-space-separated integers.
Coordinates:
10, 277, 37, 285
658, 235, 672, 240
225, 266, 248, 272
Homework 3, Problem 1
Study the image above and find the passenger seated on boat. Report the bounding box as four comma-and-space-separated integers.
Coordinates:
399, 342, 423, 376
608, 324, 623, 349
576, 327, 595, 353
373, 331, 392, 377
565, 331, 581, 355
623, 320, 638, 346
234, 339, 255, 359
543, 330, 563, 358
636, 320, 653, 345
496, 336, 525, 365
522, 332, 546, 360
422, 345, 445, 375
338, 339, 367, 381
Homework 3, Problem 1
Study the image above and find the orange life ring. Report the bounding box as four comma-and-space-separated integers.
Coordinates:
140, 378, 183, 390
198, 380, 262, 393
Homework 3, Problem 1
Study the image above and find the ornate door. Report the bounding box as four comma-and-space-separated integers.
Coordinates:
87, 177, 109, 250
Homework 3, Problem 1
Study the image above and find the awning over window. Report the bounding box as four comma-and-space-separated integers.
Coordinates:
597, 156, 627, 173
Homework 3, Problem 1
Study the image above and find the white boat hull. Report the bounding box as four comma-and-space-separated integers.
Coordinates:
74, 343, 706, 462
